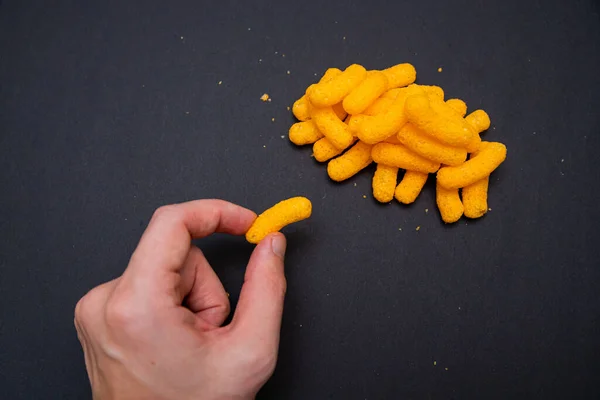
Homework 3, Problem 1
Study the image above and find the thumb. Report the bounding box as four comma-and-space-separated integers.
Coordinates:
231, 233, 287, 350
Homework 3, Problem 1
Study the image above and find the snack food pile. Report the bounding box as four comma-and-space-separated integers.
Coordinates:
289, 63, 507, 223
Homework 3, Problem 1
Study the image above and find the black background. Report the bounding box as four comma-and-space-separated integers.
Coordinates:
1, 0, 600, 398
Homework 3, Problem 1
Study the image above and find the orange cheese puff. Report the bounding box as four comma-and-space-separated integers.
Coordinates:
292, 69, 342, 121
381, 88, 402, 100
437, 142, 507, 189
445, 99, 467, 117
462, 176, 489, 218
355, 85, 424, 144
465, 110, 491, 153
420, 85, 444, 101
312, 107, 354, 149
343, 71, 389, 115
436, 182, 464, 223
363, 96, 395, 116
308, 64, 367, 108
332, 102, 348, 120
397, 124, 467, 166
246, 197, 312, 244
394, 171, 428, 204
405, 94, 475, 147
383, 135, 401, 145
313, 137, 347, 162
372, 164, 399, 203
289, 121, 324, 145
347, 115, 364, 133
292, 95, 311, 121
371, 143, 440, 173
382, 63, 417, 90
327, 141, 373, 181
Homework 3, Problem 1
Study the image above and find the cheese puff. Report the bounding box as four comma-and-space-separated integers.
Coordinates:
397, 123, 467, 166
308, 64, 367, 108
465, 110, 491, 153
363, 96, 395, 116
292, 95, 311, 121
372, 164, 399, 203
347, 115, 364, 133
327, 141, 373, 181
381, 88, 402, 100
383, 134, 401, 145
371, 143, 440, 173
292, 69, 342, 121
382, 63, 417, 90
436, 182, 464, 223
437, 142, 507, 189
289, 121, 324, 145
405, 94, 475, 147
312, 107, 354, 149
394, 171, 429, 204
343, 71, 389, 115
419, 85, 444, 101
332, 102, 348, 120
462, 176, 489, 218
445, 99, 467, 117
313, 137, 349, 162
355, 85, 424, 144
246, 197, 312, 244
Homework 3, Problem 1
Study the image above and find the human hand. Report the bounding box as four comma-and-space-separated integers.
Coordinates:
74, 200, 287, 400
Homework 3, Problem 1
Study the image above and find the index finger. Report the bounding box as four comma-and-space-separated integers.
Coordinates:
127, 200, 256, 276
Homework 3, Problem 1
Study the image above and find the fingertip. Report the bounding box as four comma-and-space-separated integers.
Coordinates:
268, 232, 286, 259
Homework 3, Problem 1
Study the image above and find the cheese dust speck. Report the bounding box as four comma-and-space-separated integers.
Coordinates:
437, 67, 443, 72
260, 93, 270, 102
416, 226, 421, 231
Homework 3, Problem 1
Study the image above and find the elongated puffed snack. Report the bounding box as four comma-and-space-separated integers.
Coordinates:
397, 123, 467, 166
292, 68, 343, 121
327, 141, 373, 181
436, 182, 464, 223
372, 164, 398, 203
394, 171, 428, 204
355, 85, 424, 144
343, 71, 388, 115
371, 143, 440, 173
309, 64, 367, 108
465, 110, 491, 153
420, 85, 444, 102
363, 96, 395, 116
462, 177, 489, 218
382, 63, 417, 90
246, 197, 312, 244
437, 141, 507, 189
313, 137, 355, 162
289, 121, 324, 145
332, 102, 348, 120
312, 107, 354, 150
381, 88, 402, 100
405, 94, 475, 147
445, 99, 468, 117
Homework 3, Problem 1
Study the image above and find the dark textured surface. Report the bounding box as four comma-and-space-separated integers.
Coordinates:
1, 0, 600, 398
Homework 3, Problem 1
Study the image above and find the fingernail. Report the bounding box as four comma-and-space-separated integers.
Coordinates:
271, 234, 286, 259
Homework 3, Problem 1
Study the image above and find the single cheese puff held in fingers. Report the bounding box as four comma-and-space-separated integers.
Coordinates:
394, 171, 429, 204
372, 164, 399, 203
289, 121, 324, 145
382, 63, 417, 90
246, 197, 312, 244
371, 143, 440, 174
312, 107, 354, 149
343, 71, 388, 115
462, 177, 489, 218
437, 142, 507, 189
465, 110, 491, 153
436, 182, 464, 223
308, 64, 367, 108
397, 124, 467, 166
327, 141, 373, 182
405, 94, 475, 147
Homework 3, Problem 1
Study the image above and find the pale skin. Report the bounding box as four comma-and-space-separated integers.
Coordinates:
74, 200, 287, 400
